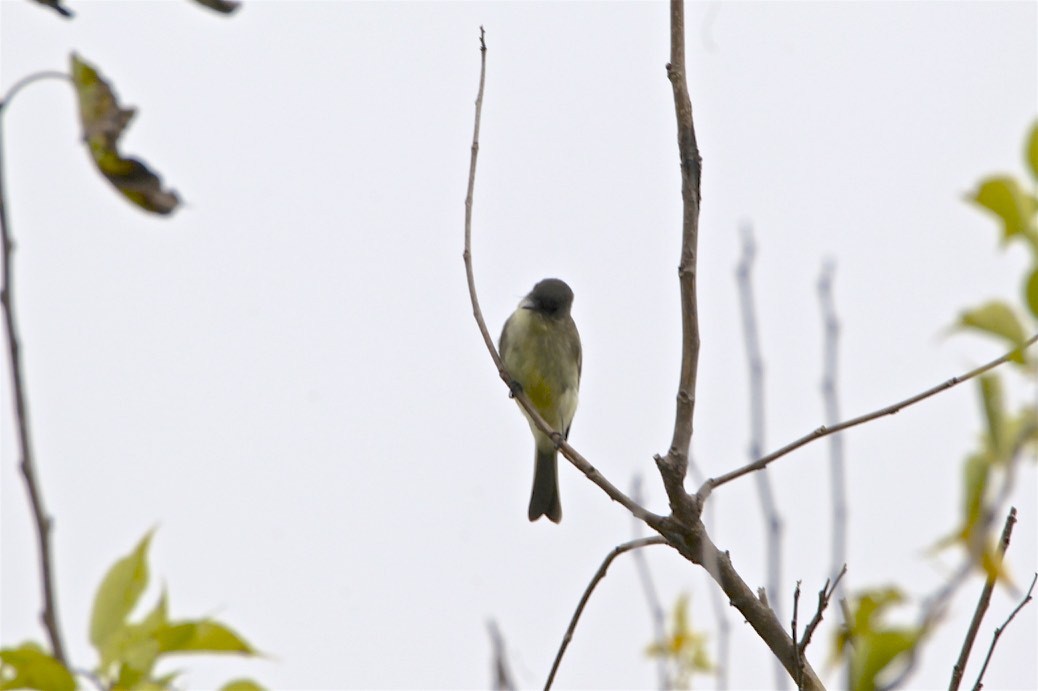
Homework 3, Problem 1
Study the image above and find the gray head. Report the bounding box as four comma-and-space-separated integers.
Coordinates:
524, 278, 574, 318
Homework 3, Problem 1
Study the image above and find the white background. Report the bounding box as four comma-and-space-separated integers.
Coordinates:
1, 2, 1036, 689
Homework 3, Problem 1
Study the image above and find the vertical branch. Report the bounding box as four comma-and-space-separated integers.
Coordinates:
817, 261, 847, 594
657, 0, 703, 520
735, 224, 785, 690
0, 75, 71, 667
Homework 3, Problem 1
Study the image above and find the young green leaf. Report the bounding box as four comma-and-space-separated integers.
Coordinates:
155, 620, 257, 656
89, 531, 154, 655
1025, 267, 1038, 320
967, 176, 1037, 245
956, 301, 1028, 362
1026, 119, 1038, 182
219, 679, 267, 691
69, 53, 180, 215
0, 643, 75, 691
979, 375, 1006, 460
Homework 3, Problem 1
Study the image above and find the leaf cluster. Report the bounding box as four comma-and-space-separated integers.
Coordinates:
1, 533, 264, 691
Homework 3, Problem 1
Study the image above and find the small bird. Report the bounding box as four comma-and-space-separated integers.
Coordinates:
499, 278, 582, 523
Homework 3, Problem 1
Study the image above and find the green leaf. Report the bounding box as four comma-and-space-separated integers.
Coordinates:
104, 590, 169, 683
0, 643, 75, 691
956, 301, 1028, 361
967, 176, 1037, 244
219, 680, 267, 691
1027, 120, 1038, 182
1025, 267, 1038, 321
979, 375, 1006, 460
962, 452, 991, 538
69, 53, 180, 215
156, 620, 257, 656
851, 628, 920, 691
90, 531, 154, 654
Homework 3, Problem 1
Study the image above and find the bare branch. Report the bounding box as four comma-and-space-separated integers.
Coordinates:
656, 0, 703, 522
630, 477, 672, 691
949, 507, 1018, 691
702, 334, 1038, 493
487, 620, 517, 691
736, 223, 786, 689
0, 69, 71, 667
684, 461, 730, 689
460, 28, 661, 529
791, 581, 802, 690
971, 572, 1037, 691
545, 537, 668, 690
799, 565, 847, 657
817, 261, 847, 594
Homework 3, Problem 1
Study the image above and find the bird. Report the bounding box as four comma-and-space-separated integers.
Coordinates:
499, 278, 582, 523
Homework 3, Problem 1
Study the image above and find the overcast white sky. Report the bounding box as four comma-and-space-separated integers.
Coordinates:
1, 1, 1036, 689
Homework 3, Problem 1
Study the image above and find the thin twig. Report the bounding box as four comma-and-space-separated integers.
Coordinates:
0, 70, 71, 667
460, 28, 662, 529
656, 0, 703, 523
817, 261, 847, 595
630, 477, 672, 691
970, 572, 1037, 691
949, 507, 1018, 691
799, 565, 847, 657
736, 223, 785, 690
684, 461, 730, 689
702, 333, 1038, 493
791, 581, 802, 690
544, 537, 668, 690
487, 619, 517, 691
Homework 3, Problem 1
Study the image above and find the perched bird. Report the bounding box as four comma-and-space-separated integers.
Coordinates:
499, 279, 582, 523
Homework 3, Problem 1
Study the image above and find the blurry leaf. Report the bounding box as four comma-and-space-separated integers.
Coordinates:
191, 0, 242, 14
90, 531, 154, 654
961, 452, 990, 540
219, 679, 267, 691
156, 620, 257, 656
978, 375, 1007, 459
979, 543, 1014, 586
1025, 268, 1038, 320
0, 643, 75, 691
104, 590, 169, 682
29, 0, 73, 17
69, 53, 180, 215
645, 593, 712, 687
956, 301, 1028, 362
851, 628, 920, 691
838, 589, 920, 691
967, 176, 1037, 244
1027, 120, 1038, 182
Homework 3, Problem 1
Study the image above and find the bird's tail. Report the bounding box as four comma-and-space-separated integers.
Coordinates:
528, 448, 562, 523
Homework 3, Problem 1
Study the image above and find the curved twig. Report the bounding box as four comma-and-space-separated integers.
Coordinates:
544, 537, 668, 690
460, 28, 662, 529
970, 572, 1037, 691
0, 69, 71, 667
701, 333, 1038, 494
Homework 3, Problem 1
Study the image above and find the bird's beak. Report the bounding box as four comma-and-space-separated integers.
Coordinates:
520, 297, 535, 310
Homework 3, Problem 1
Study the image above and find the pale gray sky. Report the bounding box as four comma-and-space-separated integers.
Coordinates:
1, 2, 1036, 689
